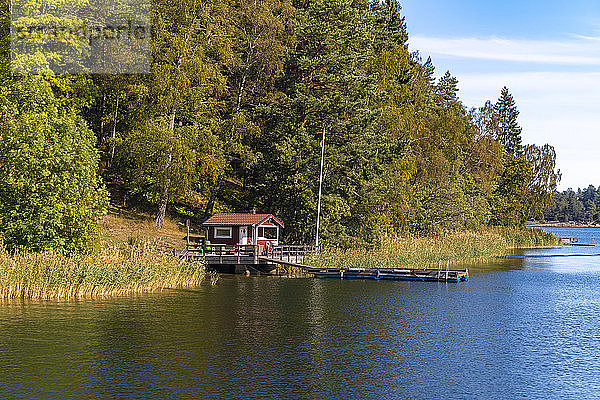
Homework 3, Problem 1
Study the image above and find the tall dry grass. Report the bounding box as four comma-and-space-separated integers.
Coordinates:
0, 240, 208, 300
308, 227, 558, 270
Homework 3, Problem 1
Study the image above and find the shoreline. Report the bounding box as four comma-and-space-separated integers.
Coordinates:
307, 227, 559, 270
0, 225, 559, 300
528, 223, 600, 228
508, 245, 561, 249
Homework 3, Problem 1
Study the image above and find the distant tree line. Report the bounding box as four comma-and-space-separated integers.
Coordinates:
0, 0, 561, 252
543, 186, 600, 223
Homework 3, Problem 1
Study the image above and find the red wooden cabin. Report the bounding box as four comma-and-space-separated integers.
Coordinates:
202, 211, 284, 247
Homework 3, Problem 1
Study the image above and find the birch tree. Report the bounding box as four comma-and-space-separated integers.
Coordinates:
146, 0, 228, 226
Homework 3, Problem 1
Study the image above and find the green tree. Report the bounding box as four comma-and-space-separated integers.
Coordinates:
494, 87, 522, 155
436, 71, 459, 103
253, 0, 382, 245
523, 144, 561, 220
0, 77, 108, 252
203, 0, 293, 216
119, 0, 229, 227
489, 154, 531, 227
10, 0, 89, 74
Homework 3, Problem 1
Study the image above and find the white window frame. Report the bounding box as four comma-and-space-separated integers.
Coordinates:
258, 226, 279, 241
214, 227, 233, 239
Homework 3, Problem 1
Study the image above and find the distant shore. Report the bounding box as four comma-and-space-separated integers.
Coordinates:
528, 223, 600, 228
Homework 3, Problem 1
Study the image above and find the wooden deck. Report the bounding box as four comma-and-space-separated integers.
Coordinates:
183, 244, 314, 265
180, 244, 469, 282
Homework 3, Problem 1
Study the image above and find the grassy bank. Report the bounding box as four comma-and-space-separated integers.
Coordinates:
100, 206, 188, 249
308, 227, 558, 270
0, 240, 209, 300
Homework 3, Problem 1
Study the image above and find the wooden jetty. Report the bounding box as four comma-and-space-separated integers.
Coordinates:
560, 237, 577, 244
560, 237, 596, 247
188, 212, 468, 282
180, 244, 469, 282
309, 267, 468, 282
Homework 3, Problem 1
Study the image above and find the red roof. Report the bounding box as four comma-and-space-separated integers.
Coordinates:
202, 213, 284, 228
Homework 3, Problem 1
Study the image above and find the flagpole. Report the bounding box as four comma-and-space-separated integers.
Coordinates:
316, 126, 326, 250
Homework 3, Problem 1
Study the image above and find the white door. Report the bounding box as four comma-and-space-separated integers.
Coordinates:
239, 226, 248, 245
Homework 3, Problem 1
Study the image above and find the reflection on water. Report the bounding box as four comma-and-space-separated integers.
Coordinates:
1, 227, 600, 399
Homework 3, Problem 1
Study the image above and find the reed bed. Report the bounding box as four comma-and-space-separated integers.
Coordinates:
308, 227, 558, 270
0, 241, 209, 300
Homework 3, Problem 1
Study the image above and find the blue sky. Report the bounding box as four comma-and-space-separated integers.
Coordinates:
402, 0, 600, 190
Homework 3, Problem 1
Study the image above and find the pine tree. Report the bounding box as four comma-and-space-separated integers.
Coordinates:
494, 87, 523, 155
370, 0, 408, 51
436, 71, 459, 103
253, 0, 381, 245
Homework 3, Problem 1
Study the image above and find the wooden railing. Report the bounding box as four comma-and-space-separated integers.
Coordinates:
186, 244, 260, 264
268, 245, 317, 265
184, 243, 317, 266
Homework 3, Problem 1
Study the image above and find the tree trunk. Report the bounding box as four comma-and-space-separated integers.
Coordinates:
155, 151, 172, 228
204, 174, 224, 218
236, 73, 247, 113
109, 94, 119, 168
99, 94, 106, 144
155, 110, 177, 227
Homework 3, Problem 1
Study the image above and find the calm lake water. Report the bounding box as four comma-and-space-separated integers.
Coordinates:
2, 227, 600, 399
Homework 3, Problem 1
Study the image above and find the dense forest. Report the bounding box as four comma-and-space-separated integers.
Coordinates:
0, 0, 561, 252
543, 186, 600, 223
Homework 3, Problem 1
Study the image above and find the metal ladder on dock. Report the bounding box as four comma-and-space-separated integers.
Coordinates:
438, 261, 450, 282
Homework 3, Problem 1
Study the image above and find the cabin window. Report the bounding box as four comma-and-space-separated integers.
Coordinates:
263, 227, 278, 240
214, 227, 232, 239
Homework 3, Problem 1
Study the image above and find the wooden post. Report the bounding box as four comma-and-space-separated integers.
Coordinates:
253, 244, 259, 265
186, 219, 190, 246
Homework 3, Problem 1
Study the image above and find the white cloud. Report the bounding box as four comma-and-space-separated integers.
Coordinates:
455, 71, 600, 108
408, 35, 600, 189
453, 71, 600, 190
407, 34, 600, 189
572, 34, 600, 41
409, 36, 600, 65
